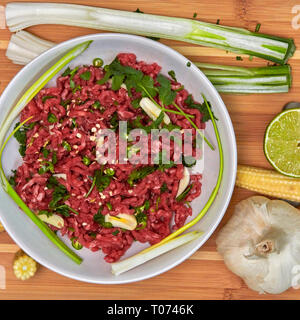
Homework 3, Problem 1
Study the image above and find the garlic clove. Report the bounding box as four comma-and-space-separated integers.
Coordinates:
176, 167, 190, 197
105, 213, 137, 230
38, 213, 64, 229
120, 83, 127, 90
139, 97, 171, 125
53, 173, 67, 180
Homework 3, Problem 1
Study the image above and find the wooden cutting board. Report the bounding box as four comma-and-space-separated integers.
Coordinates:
0, 0, 299, 300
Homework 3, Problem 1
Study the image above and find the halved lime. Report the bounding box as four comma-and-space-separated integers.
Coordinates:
264, 108, 300, 177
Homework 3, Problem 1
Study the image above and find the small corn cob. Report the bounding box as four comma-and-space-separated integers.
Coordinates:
0, 222, 4, 233
13, 250, 38, 280
236, 165, 300, 202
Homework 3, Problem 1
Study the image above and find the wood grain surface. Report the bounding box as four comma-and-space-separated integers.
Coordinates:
0, 0, 299, 300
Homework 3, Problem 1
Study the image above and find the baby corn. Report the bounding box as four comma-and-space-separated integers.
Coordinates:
236, 165, 300, 202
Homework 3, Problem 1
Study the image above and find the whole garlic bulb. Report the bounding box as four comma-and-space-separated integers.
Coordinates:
216, 196, 300, 294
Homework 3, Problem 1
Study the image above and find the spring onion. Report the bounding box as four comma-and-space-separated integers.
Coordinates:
0, 40, 93, 265
111, 230, 202, 275
6, 30, 55, 65
6, 31, 292, 94
195, 63, 291, 93
110, 94, 223, 275
5, 2, 295, 64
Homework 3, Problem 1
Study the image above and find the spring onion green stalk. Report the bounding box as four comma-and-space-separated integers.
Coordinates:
111, 230, 202, 275
195, 63, 291, 93
0, 40, 93, 264
110, 94, 223, 275
5, 2, 295, 64
6, 31, 292, 94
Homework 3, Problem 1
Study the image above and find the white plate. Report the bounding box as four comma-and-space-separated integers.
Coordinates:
0, 33, 236, 284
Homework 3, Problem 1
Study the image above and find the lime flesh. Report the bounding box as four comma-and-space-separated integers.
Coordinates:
264, 108, 300, 177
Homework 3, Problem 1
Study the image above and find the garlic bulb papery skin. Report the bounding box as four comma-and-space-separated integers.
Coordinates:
216, 196, 300, 294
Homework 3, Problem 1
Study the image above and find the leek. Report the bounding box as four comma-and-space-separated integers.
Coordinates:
5, 2, 295, 64
111, 231, 202, 275
110, 94, 224, 274
6, 31, 292, 94
0, 40, 93, 264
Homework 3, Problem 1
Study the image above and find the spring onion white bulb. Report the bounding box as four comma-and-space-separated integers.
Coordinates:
6, 31, 54, 65
5, 2, 295, 64
111, 231, 202, 275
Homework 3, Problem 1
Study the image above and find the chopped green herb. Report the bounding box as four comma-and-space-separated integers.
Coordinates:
193, 12, 197, 18
131, 98, 141, 109
216, 19, 220, 24
92, 101, 101, 109
156, 196, 161, 210
255, 23, 261, 33
60, 99, 71, 108
106, 202, 113, 210
8, 170, 17, 187
47, 113, 58, 123
71, 118, 77, 129
13, 122, 36, 156
184, 95, 217, 123
157, 74, 176, 106
89, 231, 97, 238
109, 112, 119, 131
134, 8, 144, 13
38, 161, 55, 175
61, 67, 71, 77
62, 140, 71, 152
82, 156, 91, 166
79, 70, 91, 80
38, 210, 52, 217
127, 166, 157, 186
95, 173, 111, 192
94, 209, 113, 228
236, 56, 243, 61
85, 175, 96, 198
160, 182, 168, 193
42, 147, 50, 158
168, 70, 177, 82
186, 61, 191, 67
52, 151, 57, 165
111, 74, 125, 91
42, 95, 56, 103
70, 79, 75, 89
134, 200, 149, 230
112, 230, 120, 236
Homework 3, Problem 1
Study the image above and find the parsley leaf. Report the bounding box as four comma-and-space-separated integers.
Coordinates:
94, 208, 113, 228
8, 170, 17, 187
157, 74, 176, 106
184, 95, 217, 123
111, 74, 125, 91
79, 71, 91, 80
